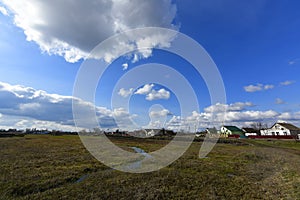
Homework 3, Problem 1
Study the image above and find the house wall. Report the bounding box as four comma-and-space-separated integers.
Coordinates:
291, 130, 300, 135
260, 129, 269, 135
245, 132, 257, 137
220, 127, 232, 136
261, 124, 291, 136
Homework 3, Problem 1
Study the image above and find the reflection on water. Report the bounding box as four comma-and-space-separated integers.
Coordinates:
131, 147, 152, 158
75, 174, 89, 183
123, 147, 152, 170
73, 147, 153, 181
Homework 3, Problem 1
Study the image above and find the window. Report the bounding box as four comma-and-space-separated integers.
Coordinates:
283, 132, 287, 135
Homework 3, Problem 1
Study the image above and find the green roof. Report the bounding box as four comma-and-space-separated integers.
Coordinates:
224, 126, 243, 132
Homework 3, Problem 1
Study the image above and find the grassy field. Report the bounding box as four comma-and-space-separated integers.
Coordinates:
1, 135, 300, 199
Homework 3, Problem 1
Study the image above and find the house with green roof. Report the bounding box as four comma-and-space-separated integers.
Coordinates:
220, 126, 245, 138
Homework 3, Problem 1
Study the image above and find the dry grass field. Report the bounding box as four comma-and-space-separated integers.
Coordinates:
1, 135, 300, 199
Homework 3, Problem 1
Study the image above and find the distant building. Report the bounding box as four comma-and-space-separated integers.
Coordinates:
242, 128, 260, 137
145, 129, 161, 137
260, 122, 300, 136
129, 129, 147, 137
195, 131, 207, 137
221, 126, 244, 137
130, 129, 175, 137
206, 128, 219, 137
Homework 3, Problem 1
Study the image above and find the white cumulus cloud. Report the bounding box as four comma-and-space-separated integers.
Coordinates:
275, 98, 285, 105
145, 107, 171, 129
204, 102, 254, 113
280, 80, 294, 86
264, 84, 274, 90
134, 84, 170, 101
0, 6, 8, 16
1, 81, 300, 131
244, 83, 274, 92
289, 58, 300, 65
146, 88, 170, 101
149, 109, 170, 118
278, 111, 300, 121
134, 84, 155, 95
165, 102, 300, 131
0, 81, 138, 130
244, 84, 263, 92
112, 107, 137, 130
118, 88, 134, 98
2, 0, 178, 63
122, 63, 128, 70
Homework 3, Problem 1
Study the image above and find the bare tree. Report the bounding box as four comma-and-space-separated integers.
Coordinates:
250, 122, 268, 130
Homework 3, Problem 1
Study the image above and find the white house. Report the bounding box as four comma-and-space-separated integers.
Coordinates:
145, 129, 162, 137
260, 122, 300, 136
220, 126, 244, 137
242, 128, 259, 137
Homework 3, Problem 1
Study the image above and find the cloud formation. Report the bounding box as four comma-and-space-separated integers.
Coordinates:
1, 82, 300, 131
132, 84, 171, 101
146, 89, 170, 101
149, 109, 171, 118
166, 102, 300, 131
275, 98, 285, 105
134, 84, 155, 95
0, 6, 8, 16
289, 58, 300, 65
118, 88, 134, 98
244, 83, 274, 92
146, 108, 171, 129
244, 80, 295, 93
280, 80, 294, 86
2, 0, 177, 63
204, 102, 254, 113
122, 63, 129, 70
0, 81, 136, 130
0, 116, 76, 132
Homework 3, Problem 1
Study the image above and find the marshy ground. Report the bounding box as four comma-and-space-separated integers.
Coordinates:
1, 135, 300, 199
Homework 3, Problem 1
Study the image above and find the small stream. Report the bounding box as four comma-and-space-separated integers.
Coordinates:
123, 147, 152, 170
75, 174, 89, 183
75, 147, 151, 183
131, 147, 152, 158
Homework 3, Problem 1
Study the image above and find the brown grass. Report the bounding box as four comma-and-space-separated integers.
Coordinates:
1, 135, 300, 199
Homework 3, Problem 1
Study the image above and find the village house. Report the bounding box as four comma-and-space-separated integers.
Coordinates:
242, 128, 260, 137
206, 127, 219, 137
220, 126, 244, 137
145, 129, 162, 137
260, 122, 300, 137
137, 129, 175, 137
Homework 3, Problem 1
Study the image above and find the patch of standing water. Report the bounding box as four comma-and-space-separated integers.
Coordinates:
123, 147, 152, 170
131, 147, 152, 158
75, 174, 89, 183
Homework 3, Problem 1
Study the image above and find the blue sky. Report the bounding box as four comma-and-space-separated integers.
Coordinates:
0, 0, 300, 131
